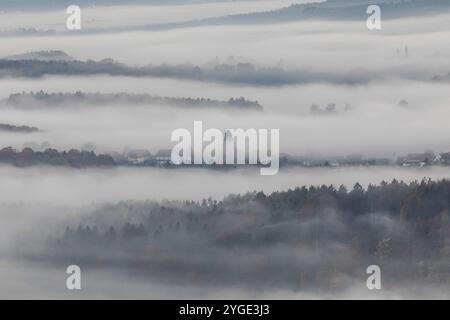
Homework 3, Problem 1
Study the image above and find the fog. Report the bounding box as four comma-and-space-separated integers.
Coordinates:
1, 165, 450, 205
2, 12, 450, 71
1, 76, 450, 156
2, 166, 450, 299
1, 10, 450, 157
1, 0, 450, 299
3, 260, 447, 299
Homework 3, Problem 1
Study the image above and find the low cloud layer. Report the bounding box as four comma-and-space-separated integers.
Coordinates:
1, 0, 450, 299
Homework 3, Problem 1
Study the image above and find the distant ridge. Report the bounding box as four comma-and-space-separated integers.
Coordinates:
5, 50, 75, 62
0, 54, 376, 86
140, 0, 450, 30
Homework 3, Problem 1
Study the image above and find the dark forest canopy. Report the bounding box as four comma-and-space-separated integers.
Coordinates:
2, 91, 263, 111
43, 178, 450, 290
150, 178, 450, 221
66, 178, 450, 228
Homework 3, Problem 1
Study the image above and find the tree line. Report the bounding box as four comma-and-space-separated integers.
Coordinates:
0, 146, 115, 167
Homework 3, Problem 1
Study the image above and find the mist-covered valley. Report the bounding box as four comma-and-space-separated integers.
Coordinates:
1, 0, 450, 299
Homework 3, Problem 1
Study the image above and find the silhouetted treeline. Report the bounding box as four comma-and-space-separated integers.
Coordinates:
253, 178, 450, 220
45, 179, 450, 290
0, 147, 115, 167
3, 91, 263, 111
0, 57, 372, 85
0, 123, 39, 133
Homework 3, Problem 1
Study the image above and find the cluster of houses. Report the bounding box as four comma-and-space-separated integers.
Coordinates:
397, 151, 450, 167
282, 151, 450, 168
279, 154, 390, 168
108, 149, 172, 166
106, 148, 450, 168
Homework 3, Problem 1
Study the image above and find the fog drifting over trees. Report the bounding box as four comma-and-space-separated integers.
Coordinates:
1, 0, 450, 299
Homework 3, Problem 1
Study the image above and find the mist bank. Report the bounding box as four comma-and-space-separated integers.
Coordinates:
2, 40, 449, 86
0, 0, 256, 11
0, 0, 305, 13
3, 13, 450, 74
2, 258, 444, 299
2, 165, 450, 205
2, 76, 450, 158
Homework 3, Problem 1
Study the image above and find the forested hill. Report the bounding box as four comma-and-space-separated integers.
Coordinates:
45, 178, 450, 290
142, 0, 450, 30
